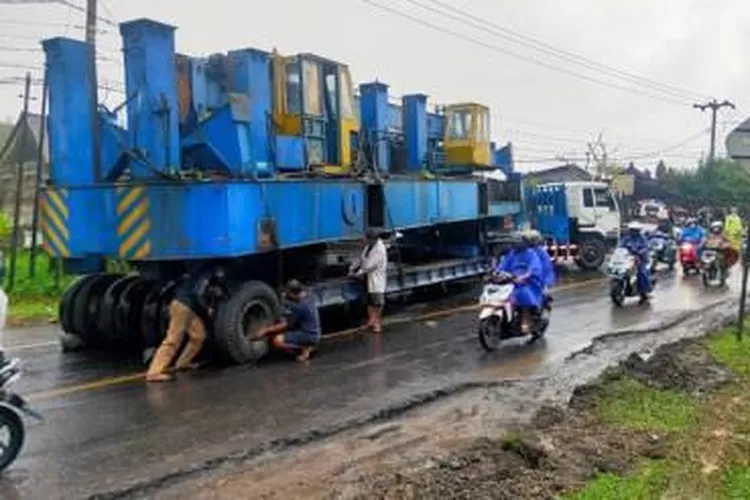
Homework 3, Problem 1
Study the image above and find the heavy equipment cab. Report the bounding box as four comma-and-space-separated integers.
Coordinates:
443, 103, 492, 168
272, 53, 358, 174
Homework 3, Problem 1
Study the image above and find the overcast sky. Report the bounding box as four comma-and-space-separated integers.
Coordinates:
1, 0, 748, 171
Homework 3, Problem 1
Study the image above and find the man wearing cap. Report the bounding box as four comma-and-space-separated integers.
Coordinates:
349, 228, 388, 333
255, 280, 321, 362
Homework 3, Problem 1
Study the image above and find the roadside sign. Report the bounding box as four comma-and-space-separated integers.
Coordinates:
726, 118, 750, 169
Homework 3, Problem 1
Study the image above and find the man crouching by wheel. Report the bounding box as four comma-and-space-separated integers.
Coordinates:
254, 280, 321, 363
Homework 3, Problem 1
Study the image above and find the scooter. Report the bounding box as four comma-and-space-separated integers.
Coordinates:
700, 247, 727, 288
607, 248, 650, 307
477, 272, 550, 352
678, 240, 700, 275
0, 290, 42, 472
648, 231, 676, 272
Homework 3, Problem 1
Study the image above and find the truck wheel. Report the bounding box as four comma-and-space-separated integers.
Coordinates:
214, 281, 282, 364
576, 238, 606, 271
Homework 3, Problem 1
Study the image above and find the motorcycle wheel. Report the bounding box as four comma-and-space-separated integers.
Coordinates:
0, 407, 25, 472
702, 270, 711, 288
478, 316, 503, 352
668, 261, 675, 271
610, 280, 626, 307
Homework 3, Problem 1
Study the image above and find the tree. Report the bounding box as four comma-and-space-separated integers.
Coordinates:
658, 159, 750, 211
655, 160, 667, 181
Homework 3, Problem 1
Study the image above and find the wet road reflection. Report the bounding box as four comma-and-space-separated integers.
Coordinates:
1, 268, 741, 499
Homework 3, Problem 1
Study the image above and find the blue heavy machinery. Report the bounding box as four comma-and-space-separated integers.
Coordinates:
43, 18, 523, 364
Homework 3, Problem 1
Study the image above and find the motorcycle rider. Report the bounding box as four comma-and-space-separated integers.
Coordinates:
679, 218, 706, 247
619, 222, 653, 303
526, 229, 555, 311
495, 232, 545, 334
705, 221, 739, 271
723, 207, 744, 251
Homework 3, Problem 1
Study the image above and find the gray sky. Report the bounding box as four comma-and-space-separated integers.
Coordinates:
1, 0, 747, 171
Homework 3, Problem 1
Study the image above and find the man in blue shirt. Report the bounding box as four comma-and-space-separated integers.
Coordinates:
256, 279, 321, 362
620, 222, 653, 300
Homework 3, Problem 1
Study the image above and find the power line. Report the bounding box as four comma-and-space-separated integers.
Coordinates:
417, 0, 710, 102
362, 0, 688, 106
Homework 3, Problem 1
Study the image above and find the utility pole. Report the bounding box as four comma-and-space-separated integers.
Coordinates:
86, 0, 101, 182
694, 99, 735, 165
29, 70, 48, 278
7, 72, 32, 292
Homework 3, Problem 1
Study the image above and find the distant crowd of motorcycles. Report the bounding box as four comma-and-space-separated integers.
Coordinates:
477, 209, 746, 353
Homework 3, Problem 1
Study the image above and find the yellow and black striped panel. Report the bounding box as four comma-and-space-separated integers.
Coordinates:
41, 188, 70, 257
116, 185, 152, 260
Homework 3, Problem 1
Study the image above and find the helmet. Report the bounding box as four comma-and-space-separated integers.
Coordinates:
626, 221, 642, 233
525, 229, 543, 245
710, 221, 723, 234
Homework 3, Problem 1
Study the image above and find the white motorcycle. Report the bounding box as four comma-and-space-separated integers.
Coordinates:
477, 272, 550, 351
0, 289, 42, 472
606, 247, 651, 306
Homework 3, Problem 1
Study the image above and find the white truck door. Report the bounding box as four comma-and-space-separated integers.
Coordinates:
575, 185, 598, 228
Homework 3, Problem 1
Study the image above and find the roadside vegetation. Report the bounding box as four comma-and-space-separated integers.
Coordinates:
565, 323, 750, 500
4, 251, 73, 326
354, 321, 750, 499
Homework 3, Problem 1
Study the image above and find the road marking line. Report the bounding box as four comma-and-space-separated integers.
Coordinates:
26, 278, 606, 401
5, 340, 59, 352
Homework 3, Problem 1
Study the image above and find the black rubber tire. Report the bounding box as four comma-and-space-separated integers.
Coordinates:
213, 281, 281, 364
576, 237, 607, 271
98, 275, 140, 344
0, 407, 25, 472
478, 316, 502, 352
140, 281, 177, 351
115, 278, 155, 349
668, 261, 675, 271
610, 280, 625, 307
59, 274, 102, 334
702, 271, 710, 288
70, 274, 123, 345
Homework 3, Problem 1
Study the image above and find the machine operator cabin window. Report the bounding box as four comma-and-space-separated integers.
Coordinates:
448, 109, 471, 140
339, 68, 354, 120
479, 108, 491, 143
285, 62, 302, 114
303, 59, 322, 116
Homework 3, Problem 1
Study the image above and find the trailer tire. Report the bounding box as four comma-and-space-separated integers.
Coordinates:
59, 274, 102, 334
214, 281, 281, 364
70, 274, 123, 345
576, 237, 606, 271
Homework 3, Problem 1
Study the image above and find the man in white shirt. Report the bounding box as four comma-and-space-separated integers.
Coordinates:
349, 228, 388, 333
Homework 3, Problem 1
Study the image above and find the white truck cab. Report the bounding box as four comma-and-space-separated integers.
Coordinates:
563, 181, 621, 242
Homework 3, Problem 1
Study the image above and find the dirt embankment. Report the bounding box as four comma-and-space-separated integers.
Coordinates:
346, 337, 734, 500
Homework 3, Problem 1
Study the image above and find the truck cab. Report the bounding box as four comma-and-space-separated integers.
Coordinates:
526, 181, 621, 270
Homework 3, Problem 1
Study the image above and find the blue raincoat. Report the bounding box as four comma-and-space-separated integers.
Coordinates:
619, 232, 653, 294
533, 245, 556, 288
679, 226, 705, 244
496, 248, 545, 309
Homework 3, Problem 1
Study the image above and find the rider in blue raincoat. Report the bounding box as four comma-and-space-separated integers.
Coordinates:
495, 233, 545, 332
619, 222, 653, 300
679, 218, 705, 245
526, 229, 555, 310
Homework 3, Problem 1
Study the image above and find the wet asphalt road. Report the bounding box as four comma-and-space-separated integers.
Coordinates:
0, 269, 741, 499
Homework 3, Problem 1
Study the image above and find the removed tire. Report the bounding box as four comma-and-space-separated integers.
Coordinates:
214, 281, 281, 364
575, 237, 607, 271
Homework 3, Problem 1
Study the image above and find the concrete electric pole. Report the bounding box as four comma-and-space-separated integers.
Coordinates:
693, 99, 735, 165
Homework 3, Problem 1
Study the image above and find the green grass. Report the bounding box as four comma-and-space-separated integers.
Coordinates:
723, 465, 750, 499
564, 461, 671, 500
594, 378, 697, 432
3, 251, 73, 324
708, 325, 750, 375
